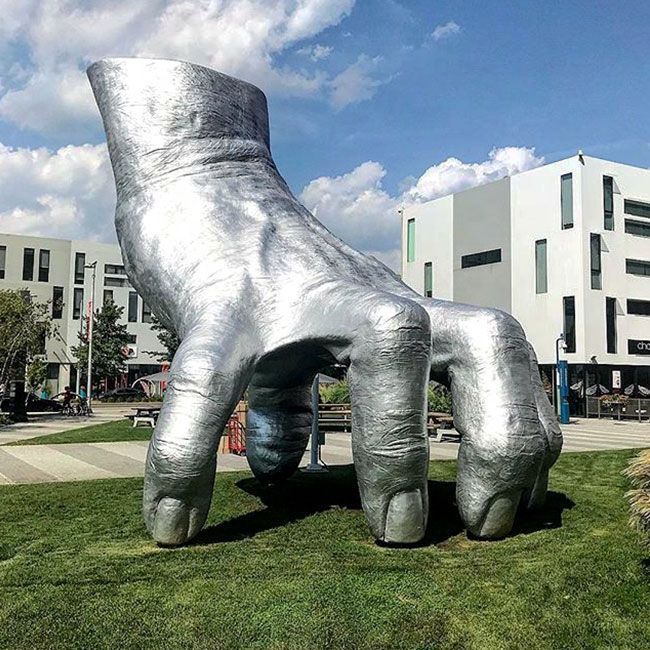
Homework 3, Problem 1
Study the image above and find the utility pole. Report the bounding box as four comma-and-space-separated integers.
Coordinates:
85, 261, 97, 413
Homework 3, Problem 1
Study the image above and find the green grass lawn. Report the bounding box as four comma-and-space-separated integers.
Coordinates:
10, 419, 152, 445
0, 449, 648, 650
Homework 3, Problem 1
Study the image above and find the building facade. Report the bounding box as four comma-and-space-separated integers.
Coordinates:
401, 155, 650, 414
0, 232, 164, 394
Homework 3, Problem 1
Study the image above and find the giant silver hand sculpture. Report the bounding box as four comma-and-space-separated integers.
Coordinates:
88, 58, 562, 547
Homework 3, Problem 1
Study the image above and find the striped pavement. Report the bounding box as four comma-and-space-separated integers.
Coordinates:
0, 418, 647, 486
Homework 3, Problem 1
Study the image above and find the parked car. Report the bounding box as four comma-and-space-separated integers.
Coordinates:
26, 392, 63, 412
98, 387, 146, 401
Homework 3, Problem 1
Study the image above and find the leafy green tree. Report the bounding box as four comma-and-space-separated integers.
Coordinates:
427, 383, 452, 414
319, 380, 350, 404
145, 314, 180, 363
0, 289, 54, 386
26, 357, 48, 393
72, 302, 131, 386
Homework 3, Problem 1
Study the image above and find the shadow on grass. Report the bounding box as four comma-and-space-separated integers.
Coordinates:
195, 464, 574, 547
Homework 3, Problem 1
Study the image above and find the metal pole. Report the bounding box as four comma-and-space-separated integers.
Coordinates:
302, 374, 327, 473
85, 261, 97, 414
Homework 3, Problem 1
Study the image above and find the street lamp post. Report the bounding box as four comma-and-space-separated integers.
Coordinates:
85, 261, 97, 414
555, 333, 569, 424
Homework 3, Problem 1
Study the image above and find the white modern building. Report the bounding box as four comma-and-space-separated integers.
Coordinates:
0, 232, 164, 394
401, 154, 650, 415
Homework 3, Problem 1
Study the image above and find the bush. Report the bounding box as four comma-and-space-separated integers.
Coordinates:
319, 380, 350, 404
625, 449, 650, 547
427, 384, 452, 414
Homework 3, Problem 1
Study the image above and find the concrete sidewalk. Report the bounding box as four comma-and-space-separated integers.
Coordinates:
0, 418, 647, 486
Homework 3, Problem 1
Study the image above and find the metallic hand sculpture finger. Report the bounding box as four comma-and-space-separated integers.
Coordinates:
88, 57, 562, 547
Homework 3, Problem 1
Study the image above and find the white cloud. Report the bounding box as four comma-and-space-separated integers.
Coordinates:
431, 20, 461, 41
297, 44, 333, 61
300, 147, 543, 270
328, 55, 386, 111
0, 142, 115, 241
0, 0, 358, 135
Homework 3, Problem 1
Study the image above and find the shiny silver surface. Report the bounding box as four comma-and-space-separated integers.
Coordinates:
88, 57, 562, 547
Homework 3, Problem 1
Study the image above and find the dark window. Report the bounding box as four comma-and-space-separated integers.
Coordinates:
624, 199, 650, 219
603, 176, 614, 230
74, 252, 85, 284
626, 258, 650, 277
38, 249, 50, 282
606, 297, 617, 353
563, 296, 576, 353
535, 239, 547, 293
628, 299, 650, 316
104, 264, 126, 275
423, 262, 433, 297
73, 288, 84, 320
22, 248, 34, 281
0, 245, 6, 279
127, 334, 137, 344
103, 290, 114, 305
625, 219, 650, 238
561, 173, 573, 229
104, 276, 129, 287
128, 291, 138, 322
590, 234, 602, 289
52, 286, 64, 319
461, 248, 502, 269
406, 219, 415, 262
141, 301, 152, 323
46, 363, 60, 380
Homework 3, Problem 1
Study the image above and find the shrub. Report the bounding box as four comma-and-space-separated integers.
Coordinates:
319, 380, 350, 404
427, 384, 452, 414
625, 450, 650, 547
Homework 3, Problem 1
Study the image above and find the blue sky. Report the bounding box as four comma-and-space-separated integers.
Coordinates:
1, 1, 649, 267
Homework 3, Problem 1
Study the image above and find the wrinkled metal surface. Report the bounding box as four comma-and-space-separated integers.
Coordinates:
88, 57, 562, 547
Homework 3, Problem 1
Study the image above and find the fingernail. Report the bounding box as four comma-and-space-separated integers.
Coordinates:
153, 497, 190, 546
383, 490, 425, 544
476, 491, 521, 539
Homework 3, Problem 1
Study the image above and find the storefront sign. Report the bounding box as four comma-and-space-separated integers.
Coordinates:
612, 370, 621, 389
628, 339, 650, 355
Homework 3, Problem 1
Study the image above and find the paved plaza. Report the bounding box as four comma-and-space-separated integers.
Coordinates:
0, 411, 647, 485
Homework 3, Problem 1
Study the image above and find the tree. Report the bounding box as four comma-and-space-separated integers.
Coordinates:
72, 301, 131, 386
26, 357, 48, 393
0, 289, 54, 387
145, 314, 180, 363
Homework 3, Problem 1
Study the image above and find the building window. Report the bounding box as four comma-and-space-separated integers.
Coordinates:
0, 245, 6, 279
627, 299, 650, 316
423, 262, 433, 297
461, 248, 502, 269
74, 252, 86, 284
142, 301, 152, 323
46, 363, 60, 381
535, 239, 547, 294
606, 297, 617, 353
563, 296, 576, 353
73, 288, 84, 320
104, 264, 126, 275
38, 249, 50, 282
22, 248, 35, 281
603, 176, 614, 230
624, 199, 650, 219
103, 290, 114, 305
104, 276, 129, 287
127, 334, 137, 344
625, 219, 650, 238
626, 258, 650, 277
128, 291, 138, 322
561, 173, 573, 229
590, 233, 602, 289
52, 286, 64, 319
406, 218, 415, 263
